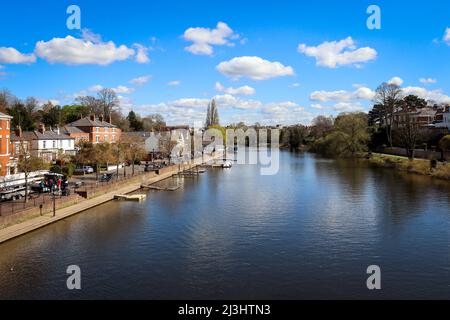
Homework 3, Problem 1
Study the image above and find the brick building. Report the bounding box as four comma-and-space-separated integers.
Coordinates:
0, 112, 13, 176
66, 115, 121, 144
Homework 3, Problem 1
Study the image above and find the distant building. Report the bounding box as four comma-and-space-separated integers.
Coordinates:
0, 112, 13, 176
66, 115, 121, 144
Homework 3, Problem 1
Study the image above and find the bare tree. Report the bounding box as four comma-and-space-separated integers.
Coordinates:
97, 88, 119, 119
15, 138, 47, 203
373, 82, 402, 147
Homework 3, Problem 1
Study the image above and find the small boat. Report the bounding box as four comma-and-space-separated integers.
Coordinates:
222, 161, 232, 168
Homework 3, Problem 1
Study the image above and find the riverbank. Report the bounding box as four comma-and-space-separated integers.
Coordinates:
368, 153, 450, 180
0, 154, 221, 245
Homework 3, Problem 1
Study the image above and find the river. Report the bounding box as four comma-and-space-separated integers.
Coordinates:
0, 151, 449, 299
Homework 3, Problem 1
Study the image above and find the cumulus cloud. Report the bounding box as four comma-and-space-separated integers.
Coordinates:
444, 27, 450, 44
387, 76, 404, 86
310, 104, 324, 109
333, 102, 364, 112
401, 86, 450, 104
419, 78, 437, 85
183, 22, 238, 55
35, 35, 135, 65
130, 75, 151, 86
215, 82, 255, 95
88, 84, 104, 92
168, 80, 181, 86
217, 56, 294, 80
134, 44, 150, 63
298, 37, 377, 68
290, 83, 301, 88
113, 85, 135, 94
0, 47, 36, 64
310, 87, 375, 102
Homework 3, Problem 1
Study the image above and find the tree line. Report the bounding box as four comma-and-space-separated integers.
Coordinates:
0, 88, 166, 132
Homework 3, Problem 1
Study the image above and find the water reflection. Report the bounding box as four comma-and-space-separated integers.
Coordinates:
0, 151, 449, 299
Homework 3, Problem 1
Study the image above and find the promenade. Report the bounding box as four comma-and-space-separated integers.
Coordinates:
0, 154, 220, 245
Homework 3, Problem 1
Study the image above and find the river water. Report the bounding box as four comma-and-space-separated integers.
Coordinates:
0, 151, 449, 299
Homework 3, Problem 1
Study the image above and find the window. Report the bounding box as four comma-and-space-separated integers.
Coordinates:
105, 127, 108, 132
96, 135, 100, 143
104, 135, 109, 142
43, 141, 46, 149
53, 141, 56, 148
96, 127, 99, 132
112, 128, 116, 133
112, 135, 116, 142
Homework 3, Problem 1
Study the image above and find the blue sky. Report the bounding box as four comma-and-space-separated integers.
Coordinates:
0, 0, 449, 125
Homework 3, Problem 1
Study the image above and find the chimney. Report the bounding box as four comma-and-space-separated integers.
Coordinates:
15, 126, 22, 138
55, 126, 60, 135
90, 114, 96, 121
38, 124, 45, 134
99, 114, 104, 122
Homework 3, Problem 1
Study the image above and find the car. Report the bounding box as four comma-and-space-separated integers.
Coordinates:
99, 173, 114, 182
74, 166, 94, 174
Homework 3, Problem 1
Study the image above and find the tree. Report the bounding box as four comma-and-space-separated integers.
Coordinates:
205, 99, 219, 127
62, 104, 90, 123
395, 95, 425, 160
97, 88, 119, 119
0, 89, 13, 113
127, 110, 144, 131
7, 98, 39, 130
310, 115, 333, 139
16, 139, 47, 203
122, 135, 146, 175
40, 102, 63, 128
315, 113, 369, 157
439, 135, 450, 160
142, 114, 166, 131
372, 82, 402, 147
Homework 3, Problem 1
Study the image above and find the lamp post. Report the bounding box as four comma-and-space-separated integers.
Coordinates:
52, 189, 56, 217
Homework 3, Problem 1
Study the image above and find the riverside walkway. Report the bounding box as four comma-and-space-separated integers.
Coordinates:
0, 154, 220, 245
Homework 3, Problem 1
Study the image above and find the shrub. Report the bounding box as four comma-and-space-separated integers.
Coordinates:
50, 165, 62, 174
62, 163, 76, 178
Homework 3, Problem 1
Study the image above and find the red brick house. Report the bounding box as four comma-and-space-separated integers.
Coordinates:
0, 112, 13, 176
66, 115, 121, 144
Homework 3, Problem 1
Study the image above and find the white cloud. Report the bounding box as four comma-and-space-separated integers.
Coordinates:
310, 104, 324, 109
81, 29, 102, 43
419, 78, 437, 85
0, 47, 36, 64
214, 94, 262, 110
401, 86, 450, 104
333, 102, 364, 112
444, 27, 450, 44
168, 80, 181, 86
217, 56, 294, 80
310, 87, 375, 102
298, 37, 377, 68
134, 44, 150, 63
130, 75, 151, 86
215, 82, 255, 96
183, 22, 238, 55
113, 85, 135, 94
35, 36, 135, 65
290, 83, 301, 88
88, 84, 104, 92
387, 76, 404, 86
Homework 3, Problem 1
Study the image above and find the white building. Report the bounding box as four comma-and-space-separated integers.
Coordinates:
11, 125, 76, 162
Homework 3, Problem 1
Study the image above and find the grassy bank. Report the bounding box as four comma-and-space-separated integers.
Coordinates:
368, 153, 450, 180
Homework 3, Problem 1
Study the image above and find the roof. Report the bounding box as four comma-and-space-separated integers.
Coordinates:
62, 126, 88, 134
0, 112, 12, 119
69, 117, 118, 128
11, 130, 74, 141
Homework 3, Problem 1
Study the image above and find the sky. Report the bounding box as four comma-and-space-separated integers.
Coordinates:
0, 0, 449, 125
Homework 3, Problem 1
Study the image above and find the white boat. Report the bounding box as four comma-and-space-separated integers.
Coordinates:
222, 161, 232, 168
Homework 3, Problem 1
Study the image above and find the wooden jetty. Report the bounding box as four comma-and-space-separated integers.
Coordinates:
114, 194, 147, 201
141, 184, 181, 191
